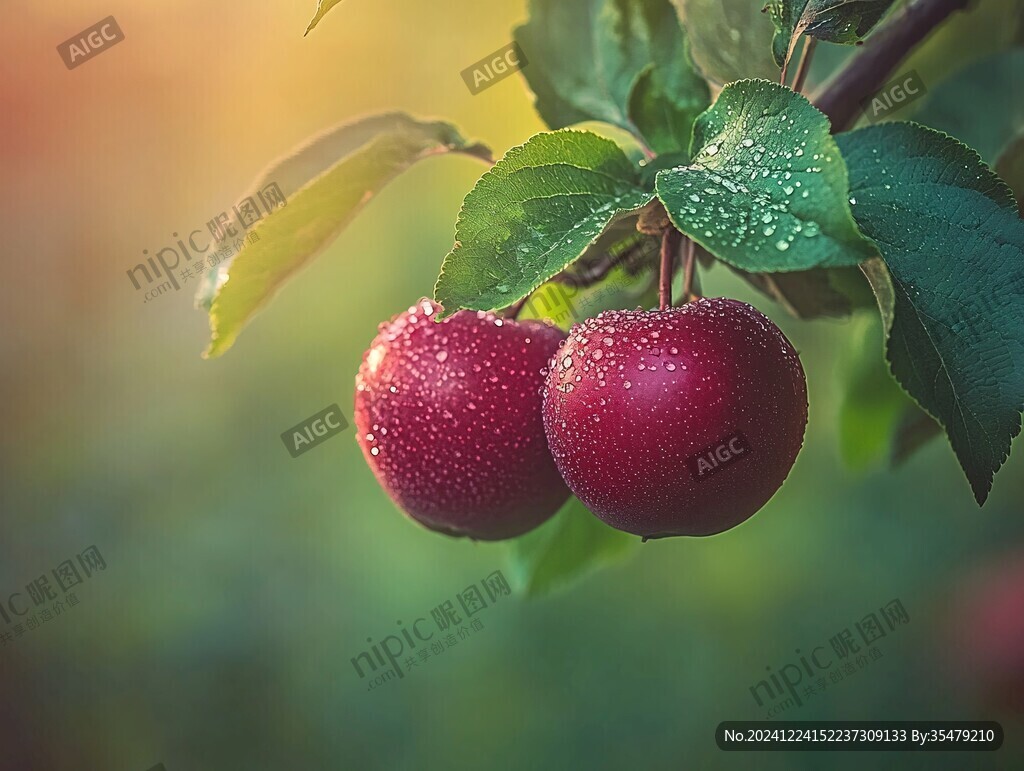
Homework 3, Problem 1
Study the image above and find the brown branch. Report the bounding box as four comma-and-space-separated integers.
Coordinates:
791, 38, 818, 95
812, 0, 970, 132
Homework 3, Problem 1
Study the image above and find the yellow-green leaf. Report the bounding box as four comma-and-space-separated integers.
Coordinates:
203, 113, 490, 358
304, 0, 345, 36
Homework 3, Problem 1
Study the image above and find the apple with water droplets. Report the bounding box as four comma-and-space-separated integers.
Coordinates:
355, 299, 570, 540
542, 297, 807, 538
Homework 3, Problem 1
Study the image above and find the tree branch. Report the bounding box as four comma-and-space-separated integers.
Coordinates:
812, 0, 970, 133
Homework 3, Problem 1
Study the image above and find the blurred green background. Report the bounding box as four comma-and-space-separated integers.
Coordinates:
0, 1, 1021, 769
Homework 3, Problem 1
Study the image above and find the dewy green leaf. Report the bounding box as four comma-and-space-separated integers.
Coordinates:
196, 113, 490, 313
433, 130, 653, 318
838, 122, 1024, 504
768, 0, 897, 71
514, 0, 709, 154
505, 497, 639, 598
203, 113, 490, 358
655, 79, 876, 272
674, 0, 779, 85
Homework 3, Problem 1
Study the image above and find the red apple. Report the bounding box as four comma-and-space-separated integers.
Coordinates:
542, 297, 807, 537
355, 299, 569, 540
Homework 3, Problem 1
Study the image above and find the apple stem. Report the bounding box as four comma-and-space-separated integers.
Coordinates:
659, 228, 681, 310
681, 237, 697, 303
790, 37, 817, 95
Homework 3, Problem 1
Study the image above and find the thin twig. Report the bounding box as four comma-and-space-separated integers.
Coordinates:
551, 251, 624, 288
779, 33, 797, 86
813, 0, 969, 132
659, 228, 681, 310
551, 234, 660, 289
791, 37, 818, 95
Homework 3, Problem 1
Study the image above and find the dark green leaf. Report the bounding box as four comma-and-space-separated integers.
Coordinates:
202, 113, 490, 358
433, 130, 653, 318
514, 0, 709, 154
655, 79, 876, 272
627, 64, 711, 154
505, 497, 639, 598
674, 0, 779, 85
768, 0, 897, 71
839, 122, 1024, 504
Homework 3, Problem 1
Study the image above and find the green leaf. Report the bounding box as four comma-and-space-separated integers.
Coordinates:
655, 79, 876, 273
304, 0, 345, 35
768, 0, 897, 71
674, 0, 779, 85
627, 63, 711, 155
201, 113, 490, 358
514, 0, 710, 154
838, 122, 1024, 504
913, 50, 1024, 162
433, 130, 653, 318
505, 497, 639, 598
